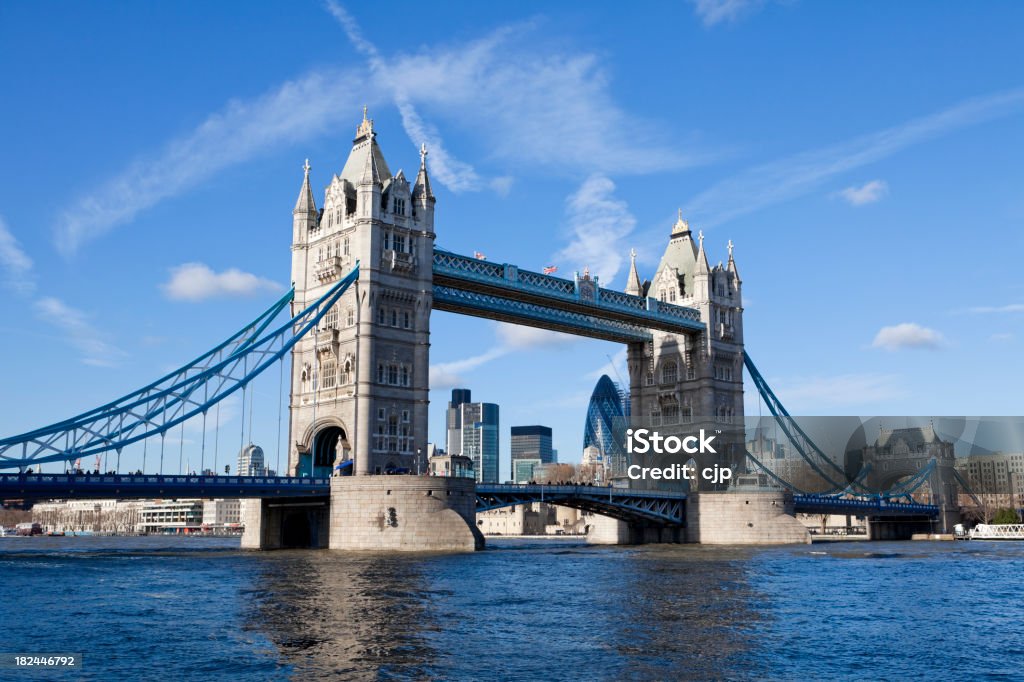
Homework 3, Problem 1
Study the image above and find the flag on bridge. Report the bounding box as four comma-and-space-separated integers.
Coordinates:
474, 251, 487, 260
543, 265, 558, 274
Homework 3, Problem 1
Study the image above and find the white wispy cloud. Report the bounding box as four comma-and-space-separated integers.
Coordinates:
0, 215, 35, 294
836, 179, 888, 206
495, 323, 576, 349
34, 297, 127, 367
55, 67, 367, 255
991, 333, 1014, 342
683, 88, 1024, 227
326, 0, 484, 193
967, 303, 1024, 314
333, 3, 703, 178
429, 346, 510, 390
691, 0, 764, 27
430, 321, 579, 388
554, 174, 637, 285
161, 263, 282, 302
762, 373, 909, 410
872, 322, 945, 351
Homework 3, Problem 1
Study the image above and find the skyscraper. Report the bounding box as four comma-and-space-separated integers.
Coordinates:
584, 375, 629, 478
510, 425, 554, 483
237, 444, 265, 477
445, 389, 500, 483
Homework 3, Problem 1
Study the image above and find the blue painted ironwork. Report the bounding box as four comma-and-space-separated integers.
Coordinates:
476, 483, 686, 525
433, 248, 705, 337
0, 472, 330, 501
432, 285, 654, 343
0, 265, 360, 470
793, 494, 938, 517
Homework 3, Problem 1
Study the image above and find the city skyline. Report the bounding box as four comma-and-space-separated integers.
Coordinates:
2, 3, 1023, 482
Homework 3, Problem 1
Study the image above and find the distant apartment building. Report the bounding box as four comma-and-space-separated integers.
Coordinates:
510, 425, 553, 483
139, 499, 205, 533
956, 452, 1024, 509
33, 499, 144, 534
201, 499, 242, 530
446, 389, 499, 483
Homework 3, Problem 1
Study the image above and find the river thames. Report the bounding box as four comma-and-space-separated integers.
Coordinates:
3, 536, 1022, 680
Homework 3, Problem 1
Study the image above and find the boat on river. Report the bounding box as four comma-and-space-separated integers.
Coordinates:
969, 523, 1024, 540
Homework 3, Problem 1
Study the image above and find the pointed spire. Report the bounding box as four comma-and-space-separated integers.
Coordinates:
293, 158, 317, 214
671, 209, 691, 237
695, 229, 710, 275
360, 140, 381, 186
413, 142, 435, 200
625, 248, 642, 296
355, 105, 374, 142
727, 238, 741, 280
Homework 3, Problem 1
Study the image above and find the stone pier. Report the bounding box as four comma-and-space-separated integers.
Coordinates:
329, 476, 483, 551
685, 490, 810, 544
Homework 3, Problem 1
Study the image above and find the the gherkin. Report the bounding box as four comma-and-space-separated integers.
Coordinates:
583, 375, 630, 478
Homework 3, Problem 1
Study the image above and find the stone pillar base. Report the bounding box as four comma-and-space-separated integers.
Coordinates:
329, 476, 483, 552
586, 514, 684, 545
684, 490, 810, 545
240, 498, 330, 549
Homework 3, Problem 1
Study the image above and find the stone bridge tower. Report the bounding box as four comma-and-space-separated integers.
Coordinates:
289, 111, 435, 478
624, 213, 746, 485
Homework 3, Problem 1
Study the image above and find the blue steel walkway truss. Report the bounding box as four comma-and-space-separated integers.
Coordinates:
476, 484, 687, 525
432, 249, 705, 343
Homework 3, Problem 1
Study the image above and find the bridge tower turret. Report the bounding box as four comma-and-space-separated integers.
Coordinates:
287, 110, 434, 479
625, 212, 745, 485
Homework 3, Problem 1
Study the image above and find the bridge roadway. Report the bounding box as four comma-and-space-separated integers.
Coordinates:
0, 474, 938, 520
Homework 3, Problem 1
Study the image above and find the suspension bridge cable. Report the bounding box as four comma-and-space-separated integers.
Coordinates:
276, 354, 284, 477
0, 267, 357, 469
200, 410, 207, 475
142, 436, 148, 474
178, 420, 185, 475
159, 432, 165, 475
213, 402, 220, 475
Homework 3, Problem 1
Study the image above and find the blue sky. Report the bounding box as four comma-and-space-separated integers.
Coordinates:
1, 1, 1022, 479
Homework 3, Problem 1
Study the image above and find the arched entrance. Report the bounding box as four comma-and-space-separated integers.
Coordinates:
307, 421, 348, 475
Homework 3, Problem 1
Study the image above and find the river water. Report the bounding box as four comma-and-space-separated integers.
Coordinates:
2, 536, 1021, 680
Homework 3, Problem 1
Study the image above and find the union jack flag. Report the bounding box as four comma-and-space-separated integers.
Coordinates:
474, 251, 487, 260
543, 265, 558, 274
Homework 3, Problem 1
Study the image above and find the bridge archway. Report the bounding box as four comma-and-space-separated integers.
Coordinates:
298, 418, 350, 478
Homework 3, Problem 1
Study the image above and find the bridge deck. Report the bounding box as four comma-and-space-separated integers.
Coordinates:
0, 475, 939, 520
0, 473, 330, 501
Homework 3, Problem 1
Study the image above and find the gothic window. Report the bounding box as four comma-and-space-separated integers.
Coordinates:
401, 366, 409, 387
321, 360, 337, 389
393, 234, 406, 253
377, 363, 385, 383
377, 307, 386, 325
669, 289, 676, 303
346, 308, 355, 326
387, 364, 398, 385
343, 237, 350, 256
325, 307, 338, 329
383, 232, 390, 250
714, 364, 733, 381
682, 406, 693, 423
377, 408, 386, 421
661, 361, 678, 384
403, 311, 411, 329
662, 403, 679, 424
340, 360, 351, 385
300, 368, 308, 391
645, 372, 654, 386
317, 247, 324, 262
391, 309, 398, 327
336, 208, 342, 223
401, 410, 410, 423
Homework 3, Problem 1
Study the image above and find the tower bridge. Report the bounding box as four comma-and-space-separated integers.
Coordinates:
0, 112, 949, 549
